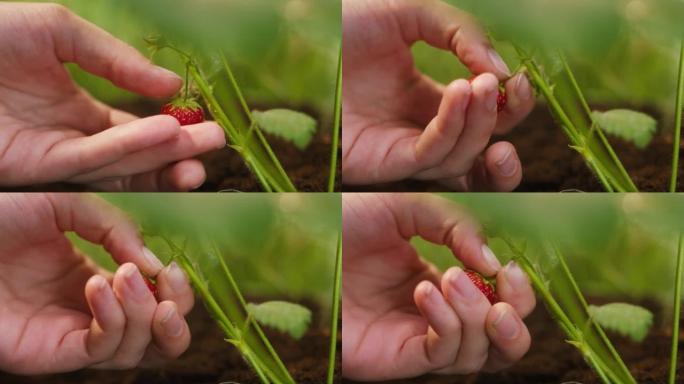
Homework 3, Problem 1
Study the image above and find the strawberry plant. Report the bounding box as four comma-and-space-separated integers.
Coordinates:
141, 229, 342, 384
425, 0, 684, 192
487, 230, 682, 384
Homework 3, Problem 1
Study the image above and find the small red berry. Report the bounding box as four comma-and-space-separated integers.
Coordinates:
144, 277, 158, 297
464, 270, 498, 304
161, 99, 205, 126
497, 90, 507, 113
467, 75, 507, 113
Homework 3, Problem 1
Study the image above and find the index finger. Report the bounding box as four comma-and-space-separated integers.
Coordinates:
47, 193, 164, 276
393, 0, 511, 79
46, 4, 182, 98
385, 193, 502, 276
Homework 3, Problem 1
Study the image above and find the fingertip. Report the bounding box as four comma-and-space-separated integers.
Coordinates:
486, 48, 512, 79
484, 142, 522, 191
497, 261, 536, 318
150, 66, 184, 96
153, 301, 191, 358
196, 122, 227, 149
505, 73, 534, 111
85, 274, 124, 332
487, 303, 523, 341
156, 262, 195, 315
163, 160, 207, 192
414, 280, 436, 307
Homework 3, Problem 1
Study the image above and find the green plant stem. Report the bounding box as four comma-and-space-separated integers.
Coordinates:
555, 246, 635, 383
670, 42, 684, 192
327, 233, 343, 384
501, 238, 626, 384
515, 46, 637, 192
157, 236, 294, 384
328, 47, 343, 192
559, 54, 636, 192
669, 234, 684, 384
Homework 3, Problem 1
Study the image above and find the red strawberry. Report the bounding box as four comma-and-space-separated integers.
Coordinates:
464, 270, 498, 304
144, 276, 158, 297
496, 89, 507, 113
467, 75, 507, 113
161, 99, 205, 126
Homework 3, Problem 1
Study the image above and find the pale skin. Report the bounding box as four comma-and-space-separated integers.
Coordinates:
0, 3, 226, 191
0, 193, 195, 374
342, 0, 536, 191
342, 194, 536, 381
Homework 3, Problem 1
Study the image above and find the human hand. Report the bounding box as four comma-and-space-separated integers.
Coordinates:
0, 193, 195, 374
0, 3, 226, 191
342, 193, 536, 380
342, 0, 535, 191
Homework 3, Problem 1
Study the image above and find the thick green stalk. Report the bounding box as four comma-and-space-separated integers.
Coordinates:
327, 233, 343, 384
559, 54, 636, 192
669, 234, 684, 383
328, 48, 343, 192
515, 46, 637, 192
670, 42, 684, 192
158, 236, 295, 384
501, 238, 624, 383
555, 247, 635, 384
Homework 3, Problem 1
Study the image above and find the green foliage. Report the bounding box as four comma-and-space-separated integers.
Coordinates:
247, 301, 312, 339
253, 109, 318, 150
588, 303, 654, 342
592, 109, 657, 149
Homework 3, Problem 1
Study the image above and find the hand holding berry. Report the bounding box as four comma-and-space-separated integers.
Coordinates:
342, 0, 535, 191
0, 194, 195, 373
342, 194, 536, 380
0, 3, 226, 191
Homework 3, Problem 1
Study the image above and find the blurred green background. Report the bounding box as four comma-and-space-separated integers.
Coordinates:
14, 0, 340, 129
69, 194, 340, 320
412, 194, 684, 318
414, 0, 684, 130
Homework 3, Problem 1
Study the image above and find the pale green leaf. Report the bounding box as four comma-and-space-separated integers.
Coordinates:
253, 109, 317, 150
592, 109, 657, 149
247, 301, 312, 339
588, 302, 653, 342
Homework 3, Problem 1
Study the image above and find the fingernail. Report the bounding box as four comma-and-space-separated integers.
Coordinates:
481, 244, 502, 271
456, 81, 472, 112
93, 275, 107, 291
123, 264, 149, 299
448, 269, 480, 302
486, 88, 498, 112
515, 74, 532, 101
495, 148, 518, 177
155, 66, 183, 82
487, 49, 511, 77
162, 305, 184, 337
419, 281, 435, 302
505, 261, 529, 292
168, 262, 189, 293
493, 307, 520, 340
143, 247, 164, 273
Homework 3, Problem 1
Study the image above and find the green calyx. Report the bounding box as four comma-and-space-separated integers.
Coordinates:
167, 97, 202, 112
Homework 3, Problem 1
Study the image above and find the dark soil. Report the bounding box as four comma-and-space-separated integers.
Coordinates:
0, 302, 340, 384
1, 100, 340, 193
342, 301, 684, 384
344, 105, 682, 192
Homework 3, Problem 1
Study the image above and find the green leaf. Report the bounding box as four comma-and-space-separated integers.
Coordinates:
247, 301, 312, 339
253, 109, 317, 150
592, 109, 657, 149
588, 303, 653, 342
